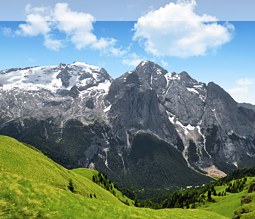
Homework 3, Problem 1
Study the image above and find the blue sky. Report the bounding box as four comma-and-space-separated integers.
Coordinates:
1, 0, 255, 21
0, 1, 255, 104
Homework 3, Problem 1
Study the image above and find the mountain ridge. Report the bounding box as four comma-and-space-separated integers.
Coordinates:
1, 60, 255, 193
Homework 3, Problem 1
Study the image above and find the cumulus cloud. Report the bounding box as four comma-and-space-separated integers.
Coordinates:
160, 60, 169, 67
44, 35, 63, 51
235, 78, 255, 87
53, 3, 97, 50
109, 47, 127, 56
16, 3, 122, 54
122, 53, 143, 67
16, 4, 52, 37
133, 0, 234, 58
18, 14, 51, 36
228, 78, 255, 104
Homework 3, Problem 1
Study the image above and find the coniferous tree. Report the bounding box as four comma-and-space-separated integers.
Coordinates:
68, 179, 75, 193
207, 190, 212, 201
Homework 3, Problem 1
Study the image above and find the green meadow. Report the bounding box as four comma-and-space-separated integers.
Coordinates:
0, 135, 244, 219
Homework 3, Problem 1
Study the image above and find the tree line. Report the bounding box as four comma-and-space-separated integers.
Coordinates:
124, 167, 255, 210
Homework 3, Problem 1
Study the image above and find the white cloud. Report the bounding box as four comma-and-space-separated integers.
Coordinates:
160, 60, 169, 67
17, 14, 51, 36
109, 47, 127, 56
44, 35, 63, 51
122, 53, 143, 67
17, 4, 52, 36
236, 78, 255, 87
53, 3, 99, 50
228, 78, 255, 104
133, 0, 234, 58
92, 38, 116, 50
54, 3, 94, 33
16, 3, 122, 54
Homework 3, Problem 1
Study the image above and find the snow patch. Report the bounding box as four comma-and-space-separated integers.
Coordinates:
196, 125, 212, 158
126, 131, 131, 149
175, 120, 195, 136
103, 148, 110, 168
156, 69, 162, 75
88, 80, 111, 93
228, 130, 234, 135
247, 152, 255, 157
164, 72, 180, 84
103, 104, 111, 113
233, 162, 238, 168
140, 61, 148, 66
71, 62, 101, 71
168, 115, 175, 124
199, 94, 206, 102
187, 87, 199, 94
118, 153, 126, 172
98, 154, 104, 159
186, 124, 195, 131
193, 84, 203, 88
88, 162, 95, 169
186, 84, 206, 102
150, 74, 153, 88
167, 111, 212, 163
0, 62, 109, 94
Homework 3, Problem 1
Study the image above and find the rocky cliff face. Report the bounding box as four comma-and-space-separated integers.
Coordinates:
1, 60, 255, 190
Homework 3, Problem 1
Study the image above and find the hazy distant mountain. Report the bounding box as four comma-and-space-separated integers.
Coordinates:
1, 61, 255, 192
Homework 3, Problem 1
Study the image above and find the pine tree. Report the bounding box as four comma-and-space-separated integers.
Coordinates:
68, 179, 75, 193
207, 190, 212, 201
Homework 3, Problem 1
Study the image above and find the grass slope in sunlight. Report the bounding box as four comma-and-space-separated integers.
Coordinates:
198, 177, 255, 219
0, 135, 226, 218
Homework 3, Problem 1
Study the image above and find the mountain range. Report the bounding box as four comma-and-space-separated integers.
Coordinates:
1, 60, 255, 192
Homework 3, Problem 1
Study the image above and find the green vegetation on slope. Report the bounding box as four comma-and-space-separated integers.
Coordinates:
234, 191, 255, 219
125, 133, 211, 190
199, 187, 246, 218
73, 168, 133, 206
197, 177, 255, 219
0, 135, 226, 218
0, 135, 120, 202
133, 168, 255, 219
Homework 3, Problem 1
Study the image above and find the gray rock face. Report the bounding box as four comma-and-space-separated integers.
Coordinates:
1, 60, 255, 190
238, 103, 255, 111
106, 61, 181, 150
163, 72, 206, 126
200, 82, 255, 170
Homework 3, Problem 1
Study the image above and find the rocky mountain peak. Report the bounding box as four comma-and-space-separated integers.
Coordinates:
206, 82, 237, 108
0, 62, 112, 97
1, 60, 255, 192
135, 61, 168, 75
179, 71, 196, 83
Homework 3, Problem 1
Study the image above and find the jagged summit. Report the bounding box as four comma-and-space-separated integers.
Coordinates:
134, 61, 204, 92
135, 60, 168, 75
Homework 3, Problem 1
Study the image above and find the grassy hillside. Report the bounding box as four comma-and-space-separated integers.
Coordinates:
0, 135, 123, 202
198, 177, 255, 219
0, 135, 226, 218
131, 168, 255, 218
198, 187, 246, 218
